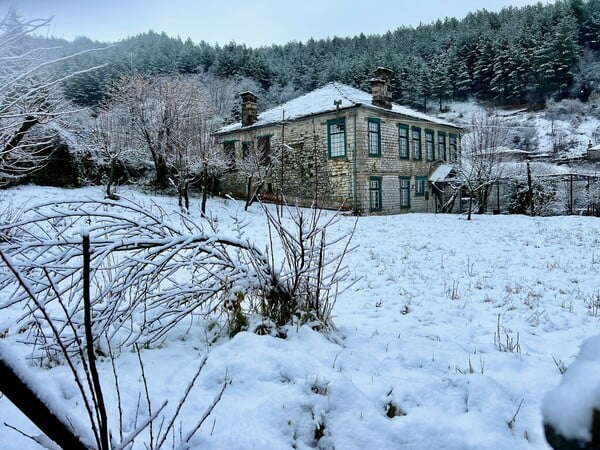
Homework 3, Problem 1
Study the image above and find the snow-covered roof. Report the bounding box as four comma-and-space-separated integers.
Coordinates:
217, 82, 460, 134
429, 164, 456, 182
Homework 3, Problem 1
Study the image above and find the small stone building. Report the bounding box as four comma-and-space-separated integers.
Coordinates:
215, 68, 462, 214
587, 142, 600, 160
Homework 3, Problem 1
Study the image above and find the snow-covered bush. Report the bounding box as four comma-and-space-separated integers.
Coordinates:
0, 196, 354, 360
252, 202, 356, 330
542, 334, 600, 449
0, 197, 267, 359
545, 99, 588, 122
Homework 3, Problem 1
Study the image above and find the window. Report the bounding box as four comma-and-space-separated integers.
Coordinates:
415, 176, 426, 196
368, 118, 381, 157
438, 132, 447, 161
412, 127, 421, 160
223, 141, 236, 169
426, 129, 435, 161
242, 141, 252, 159
449, 133, 458, 162
400, 177, 411, 208
327, 117, 346, 158
257, 135, 271, 166
399, 124, 409, 159
369, 176, 382, 211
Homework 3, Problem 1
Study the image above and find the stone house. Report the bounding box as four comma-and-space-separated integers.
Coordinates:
215, 68, 462, 214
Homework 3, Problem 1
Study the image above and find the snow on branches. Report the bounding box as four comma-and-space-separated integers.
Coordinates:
0, 195, 355, 361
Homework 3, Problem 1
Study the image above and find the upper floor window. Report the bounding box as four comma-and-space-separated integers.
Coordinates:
368, 118, 381, 157
426, 129, 435, 161
327, 117, 346, 159
412, 127, 422, 160
257, 135, 271, 166
449, 133, 458, 162
438, 132, 447, 161
399, 124, 409, 159
223, 141, 236, 169
242, 141, 253, 159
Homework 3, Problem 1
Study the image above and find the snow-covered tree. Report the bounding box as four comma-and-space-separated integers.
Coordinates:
94, 108, 129, 199
456, 110, 510, 219
0, 7, 106, 186
237, 134, 277, 210
104, 74, 227, 201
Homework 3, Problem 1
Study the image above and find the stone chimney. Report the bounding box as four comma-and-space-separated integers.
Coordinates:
240, 91, 258, 127
370, 67, 394, 109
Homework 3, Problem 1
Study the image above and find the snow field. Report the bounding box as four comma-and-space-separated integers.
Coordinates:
1, 185, 599, 449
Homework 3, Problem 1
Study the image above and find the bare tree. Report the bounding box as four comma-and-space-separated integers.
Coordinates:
237, 136, 276, 210
164, 83, 228, 213
105, 74, 228, 208
94, 109, 129, 199
104, 75, 174, 189
455, 110, 509, 220
0, 7, 108, 186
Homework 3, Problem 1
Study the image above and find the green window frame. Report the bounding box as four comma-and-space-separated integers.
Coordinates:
399, 176, 411, 208
415, 176, 426, 196
425, 129, 435, 161
327, 117, 346, 159
449, 133, 458, 162
412, 127, 422, 160
438, 132, 447, 161
368, 118, 381, 157
399, 124, 409, 159
369, 176, 382, 211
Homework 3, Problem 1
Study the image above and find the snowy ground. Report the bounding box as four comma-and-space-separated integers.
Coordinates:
1, 185, 599, 450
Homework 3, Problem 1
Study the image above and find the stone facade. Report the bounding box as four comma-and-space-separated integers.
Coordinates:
216, 79, 462, 215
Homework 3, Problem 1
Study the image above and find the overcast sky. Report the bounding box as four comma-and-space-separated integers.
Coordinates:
3, 0, 554, 47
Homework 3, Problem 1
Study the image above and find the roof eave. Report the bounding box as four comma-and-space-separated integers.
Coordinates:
215, 103, 363, 135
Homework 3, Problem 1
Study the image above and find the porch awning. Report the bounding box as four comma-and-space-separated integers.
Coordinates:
429, 164, 455, 182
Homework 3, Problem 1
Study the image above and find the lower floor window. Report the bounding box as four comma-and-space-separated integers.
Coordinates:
415, 176, 426, 196
370, 177, 382, 211
400, 177, 411, 208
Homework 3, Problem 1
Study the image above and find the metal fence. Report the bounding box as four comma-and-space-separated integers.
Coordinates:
481, 173, 600, 216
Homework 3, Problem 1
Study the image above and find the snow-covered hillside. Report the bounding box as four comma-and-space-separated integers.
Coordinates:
442, 99, 600, 163
0, 185, 599, 449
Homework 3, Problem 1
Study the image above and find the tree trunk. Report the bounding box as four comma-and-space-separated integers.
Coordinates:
467, 193, 473, 220
105, 158, 119, 200
183, 180, 190, 211
4, 115, 39, 153
245, 176, 264, 211
154, 154, 169, 189
527, 162, 535, 216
